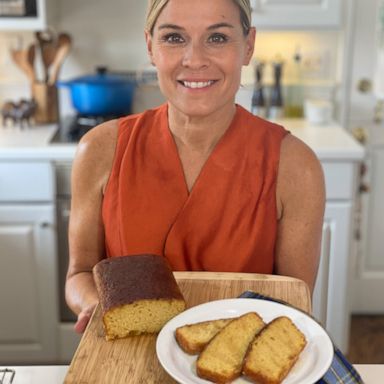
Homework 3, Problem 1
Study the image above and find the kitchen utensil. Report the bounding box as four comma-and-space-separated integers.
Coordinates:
10, 44, 36, 82
35, 30, 57, 83
48, 33, 72, 85
27, 44, 35, 75
57, 67, 136, 115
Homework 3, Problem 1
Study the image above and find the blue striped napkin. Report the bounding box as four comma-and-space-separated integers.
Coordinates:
239, 291, 364, 384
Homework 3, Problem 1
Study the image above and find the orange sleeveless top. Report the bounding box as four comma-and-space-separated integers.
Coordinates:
102, 103, 288, 273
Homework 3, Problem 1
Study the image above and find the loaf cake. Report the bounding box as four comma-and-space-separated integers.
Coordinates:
243, 316, 307, 384
196, 312, 265, 383
175, 318, 232, 354
93, 254, 186, 341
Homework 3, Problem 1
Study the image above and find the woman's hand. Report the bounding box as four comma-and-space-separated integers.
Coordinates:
74, 303, 97, 333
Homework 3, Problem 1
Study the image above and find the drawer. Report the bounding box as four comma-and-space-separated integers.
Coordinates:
0, 162, 54, 202
321, 161, 357, 200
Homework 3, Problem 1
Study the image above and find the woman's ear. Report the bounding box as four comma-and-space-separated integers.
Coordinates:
243, 27, 256, 65
145, 30, 156, 66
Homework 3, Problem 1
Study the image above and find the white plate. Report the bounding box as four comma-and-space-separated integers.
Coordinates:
156, 298, 333, 384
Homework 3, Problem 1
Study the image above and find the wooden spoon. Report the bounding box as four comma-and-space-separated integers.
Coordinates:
27, 44, 36, 76
48, 33, 72, 85
35, 30, 57, 83
10, 44, 35, 83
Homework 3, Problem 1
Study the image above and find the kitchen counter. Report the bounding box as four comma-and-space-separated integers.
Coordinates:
0, 124, 76, 160
0, 118, 364, 162
0, 365, 381, 383
274, 118, 365, 161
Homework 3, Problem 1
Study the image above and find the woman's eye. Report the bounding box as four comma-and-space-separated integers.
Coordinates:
208, 33, 228, 44
162, 33, 185, 44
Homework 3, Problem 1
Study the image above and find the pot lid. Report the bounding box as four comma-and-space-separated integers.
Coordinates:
64, 67, 135, 86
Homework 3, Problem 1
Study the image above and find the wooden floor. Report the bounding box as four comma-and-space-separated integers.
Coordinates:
347, 315, 384, 363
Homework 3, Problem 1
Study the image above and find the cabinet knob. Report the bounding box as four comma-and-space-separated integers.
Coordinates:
357, 78, 372, 93
352, 127, 368, 144
40, 222, 52, 228
359, 183, 370, 193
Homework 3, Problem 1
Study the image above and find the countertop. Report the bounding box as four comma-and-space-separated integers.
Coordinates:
275, 118, 365, 161
0, 125, 76, 161
0, 118, 364, 161
0, 365, 382, 383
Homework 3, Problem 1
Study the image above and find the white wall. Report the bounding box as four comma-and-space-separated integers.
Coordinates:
56, 0, 149, 78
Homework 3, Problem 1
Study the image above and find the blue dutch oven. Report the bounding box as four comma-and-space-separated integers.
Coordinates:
58, 67, 136, 116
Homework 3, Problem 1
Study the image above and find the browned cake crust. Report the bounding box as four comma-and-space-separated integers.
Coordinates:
93, 254, 185, 313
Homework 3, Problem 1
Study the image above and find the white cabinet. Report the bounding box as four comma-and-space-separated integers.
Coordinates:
311, 158, 361, 353
0, 0, 57, 31
0, 162, 58, 363
251, 0, 343, 29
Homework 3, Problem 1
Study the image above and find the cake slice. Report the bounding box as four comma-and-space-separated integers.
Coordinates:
175, 318, 233, 354
243, 316, 307, 384
93, 254, 186, 341
196, 312, 265, 383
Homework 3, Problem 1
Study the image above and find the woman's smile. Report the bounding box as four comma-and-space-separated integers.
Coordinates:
177, 79, 218, 90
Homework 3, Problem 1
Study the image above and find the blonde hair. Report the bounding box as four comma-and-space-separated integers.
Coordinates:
145, 0, 252, 35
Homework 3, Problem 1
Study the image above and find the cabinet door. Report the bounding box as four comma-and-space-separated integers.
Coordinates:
251, 0, 342, 29
0, 204, 58, 363
352, 144, 384, 312
320, 202, 353, 354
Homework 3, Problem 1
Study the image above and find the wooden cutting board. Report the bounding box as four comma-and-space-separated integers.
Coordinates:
64, 272, 311, 383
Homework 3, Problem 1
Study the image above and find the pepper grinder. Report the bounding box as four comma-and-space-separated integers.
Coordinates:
251, 62, 267, 118
269, 59, 284, 119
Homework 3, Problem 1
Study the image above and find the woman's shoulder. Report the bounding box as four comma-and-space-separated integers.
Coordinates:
76, 119, 119, 164
276, 134, 325, 218
71, 105, 167, 188
280, 134, 323, 180
72, 119, 119, 191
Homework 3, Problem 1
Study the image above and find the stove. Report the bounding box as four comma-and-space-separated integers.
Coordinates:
53, 113, 125, 143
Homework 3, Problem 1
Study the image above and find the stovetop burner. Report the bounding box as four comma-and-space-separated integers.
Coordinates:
53, 113, 125, 143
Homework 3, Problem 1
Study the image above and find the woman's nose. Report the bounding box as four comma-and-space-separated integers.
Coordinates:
182, 42, 210, 69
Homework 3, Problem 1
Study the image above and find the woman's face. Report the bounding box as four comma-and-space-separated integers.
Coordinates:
146, 0, 255, 118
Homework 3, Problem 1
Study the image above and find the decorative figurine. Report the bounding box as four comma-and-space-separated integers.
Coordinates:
1, 99, 37, 128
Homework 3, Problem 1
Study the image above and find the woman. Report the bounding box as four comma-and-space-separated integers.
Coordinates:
66, 0, 325, 333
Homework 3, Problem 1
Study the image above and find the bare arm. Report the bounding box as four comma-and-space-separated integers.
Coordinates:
65, 120, 118, 333
275, 134, 326, 294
